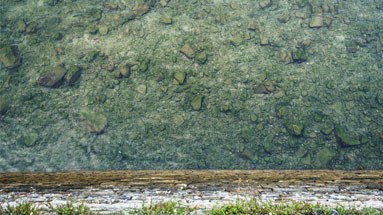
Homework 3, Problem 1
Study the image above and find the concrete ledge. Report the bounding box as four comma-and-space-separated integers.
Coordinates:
1, 170, 383, 191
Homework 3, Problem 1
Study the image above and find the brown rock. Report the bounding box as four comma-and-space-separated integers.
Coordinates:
180, 44, 195, 59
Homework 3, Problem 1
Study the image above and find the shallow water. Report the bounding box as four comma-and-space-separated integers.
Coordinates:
0, 0, 382, 172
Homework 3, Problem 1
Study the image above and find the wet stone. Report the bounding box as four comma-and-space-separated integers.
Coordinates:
137, 85, 147, 94
313, 148, 336, 168
16, 19, 26, 32
25, 22, 37, 34
287, 123, 304, 136
0, 46, 20, 68
310, 15, 323, 28
79, 108, 107, 134
191, 95, 204, 111
116, 63, 131, 78
180, 44, 195, 59
196, 52, 207, 64
254, 81, 275, 94
159, 16, 172, 24
38, 65, 67, 88
64, 65, 81, 86
334, 124, 360, 146
259, 0, 271, 9
98, 26, 108, 36
174, 72, 185, 85
231, 34, 243, 46
260, 33, 269, 45
0, 97, 10, 115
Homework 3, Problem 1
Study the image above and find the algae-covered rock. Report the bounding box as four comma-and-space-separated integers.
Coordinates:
180, 44, 195, 59
79, 108, 107, 134
159, 16, 172, 24
0, 46, 20, 68
334, 124, 360, 146
174, 72, 185, 85
115, 63, 131, 78
137, 84, 147, 94
292, 48, 307, 63
263, 134, 275, 153
259, 33, 269, 46
259, 0, 271, 9
0, 97, 10, 115
231, 34, 243, 46
196, 52, 207, 64
23, 131, 39, 147
309, 15, 323, 28
313, 148, 336, 168
38, 65, 67, 87
254, 81, 275, 94
286, 123, 304, 136
64, 65, 81, 86
16, 19, 26, 32
191, 95, 204, 111
98, 25, 108, 36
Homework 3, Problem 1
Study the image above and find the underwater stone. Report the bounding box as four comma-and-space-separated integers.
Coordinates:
334, 124, 360, 146
98, 26, 108, 36
292, 48, 308, 63
264, 81, 275, 92
134, 5, 150, 17
287, 123, 304, 136
159, 16, 172, 24
196, 52, 207, 64
116, 63, 131, 78
259, 0, 271, 9
313, 148, 336, 168
191, 95, 204, 111
180, 44, 195, 59
263, 134, 274, 153
174, 72, 185, 85
25, 22, 37, 34
64, 65, 81, 86
259, 33, 269, 46
254, 81, 275, 94
23, 131, 38, 147
231, 34, 243, 46
309, 15, 323, 28
0, 97, 9, 115
137, 84, 147, 94
38, 65, 67, 88
79, 108, 107, 134
279, 50, 293, 64
173, 114, 184, 126
16, 19, 26, 32
0, 46, 20, 68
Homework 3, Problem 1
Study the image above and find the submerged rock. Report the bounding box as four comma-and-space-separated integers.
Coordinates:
0, 97, 10, 115
287, 123, 304, 136
180, 44, 195, 59
0, 46, 20, 68
64, 65, 81, 86
174, 72, 185, 85
313, 148, 336, 168
191, 95, 204, 111
310, 15, 323, 28
79, 108, 107, 134
334, 124, 360, 146
38, 65, 67, 88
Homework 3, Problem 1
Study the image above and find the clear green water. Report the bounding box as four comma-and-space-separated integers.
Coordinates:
0, 0, 382, 172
